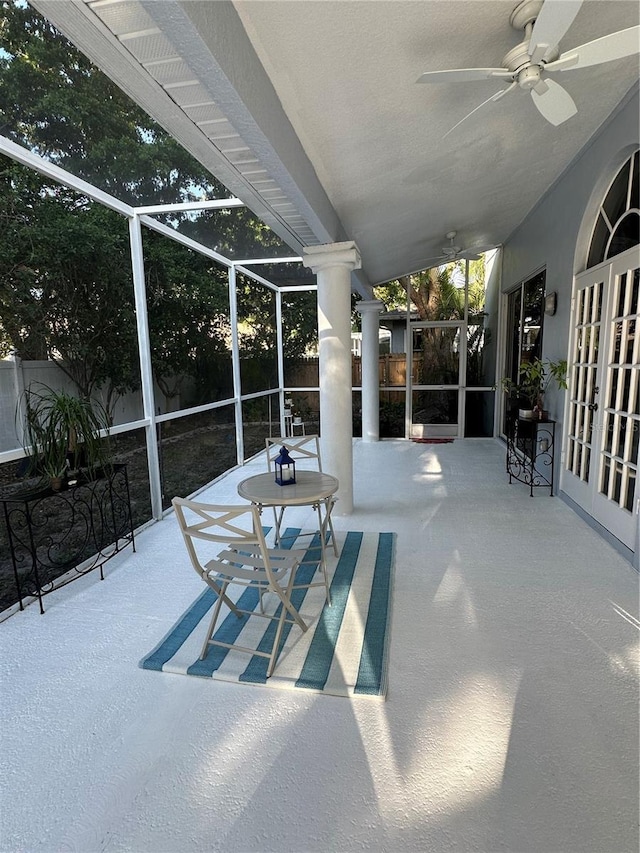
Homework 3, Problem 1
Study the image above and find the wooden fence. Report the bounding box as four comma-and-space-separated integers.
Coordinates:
289, 354, 417, 389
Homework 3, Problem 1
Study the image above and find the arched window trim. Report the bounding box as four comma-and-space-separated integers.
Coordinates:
605, 208, 640, 259
587, 149, 639, 269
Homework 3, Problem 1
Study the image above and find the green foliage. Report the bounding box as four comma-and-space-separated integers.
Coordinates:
501, 358, 568, 408
0, 1, 320, 410
374, 280, 407, 312
0, 158, 139, 401
0, 0, 227, 205
389, 258, 487, 322
21, 383, 111, 480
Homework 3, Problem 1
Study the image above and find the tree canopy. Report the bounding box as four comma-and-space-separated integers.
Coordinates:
0, 0, 318, 413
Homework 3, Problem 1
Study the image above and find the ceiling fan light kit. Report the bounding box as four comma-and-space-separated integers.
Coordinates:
417, 0, 640, 131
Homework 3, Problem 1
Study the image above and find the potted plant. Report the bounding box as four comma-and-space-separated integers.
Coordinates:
20, 384, 112, 489
501, 358, 567, 420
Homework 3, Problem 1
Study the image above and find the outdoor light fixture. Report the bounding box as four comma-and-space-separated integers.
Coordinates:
274, 446, 296, 486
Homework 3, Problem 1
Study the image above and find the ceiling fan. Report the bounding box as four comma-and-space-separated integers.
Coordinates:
416, 0, 640, 130
414, 231, 494, 271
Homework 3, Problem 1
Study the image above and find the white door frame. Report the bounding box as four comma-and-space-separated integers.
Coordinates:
406, 319, 465, 438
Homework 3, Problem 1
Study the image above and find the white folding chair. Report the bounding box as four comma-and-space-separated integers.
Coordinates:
265, 435, 338, 555
172, 497, 312, 677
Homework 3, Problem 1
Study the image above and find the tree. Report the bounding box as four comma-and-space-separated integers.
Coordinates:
0, 0, 226, 205
0, 0, 318, 412
142, 228, 233, 408
0, 157, 139, 408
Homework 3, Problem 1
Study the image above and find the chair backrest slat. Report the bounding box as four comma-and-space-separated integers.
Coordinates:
172, 497, 276, 581
265, 434, 323, 472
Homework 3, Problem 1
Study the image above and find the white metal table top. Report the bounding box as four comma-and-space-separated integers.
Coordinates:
237, 470, 339, 507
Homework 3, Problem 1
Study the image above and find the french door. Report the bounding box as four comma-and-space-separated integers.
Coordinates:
561, 246, 639, 549
408, 322, 464, 438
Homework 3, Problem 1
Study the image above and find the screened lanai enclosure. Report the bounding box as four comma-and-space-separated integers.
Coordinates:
0, 2, 504, 612
1, 0, 638, 620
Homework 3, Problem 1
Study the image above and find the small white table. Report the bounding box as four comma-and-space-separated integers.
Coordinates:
237, 470, 339, 574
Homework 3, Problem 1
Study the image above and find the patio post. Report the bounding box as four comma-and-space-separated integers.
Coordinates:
303, 242, 361, 514
356, 300, 383, 442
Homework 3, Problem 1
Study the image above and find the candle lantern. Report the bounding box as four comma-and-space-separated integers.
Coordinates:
274, 446, 296, 486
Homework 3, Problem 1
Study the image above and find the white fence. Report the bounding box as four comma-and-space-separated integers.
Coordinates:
0, 358, 174, 454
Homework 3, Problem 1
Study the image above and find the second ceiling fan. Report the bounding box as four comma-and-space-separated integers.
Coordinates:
419, 231, 493, 269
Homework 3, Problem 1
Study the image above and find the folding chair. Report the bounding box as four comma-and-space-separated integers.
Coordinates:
172, 497, 311, 677
265, 434, 339, 555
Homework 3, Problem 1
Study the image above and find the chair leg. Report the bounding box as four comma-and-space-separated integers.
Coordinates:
327, 499, 339, 556
316, 502, 332, 606
267, 605, 288, 677
274, 573, 308, 632
267, 573, 308, 677
200, 580, 235, 659
272, 505, 287, 547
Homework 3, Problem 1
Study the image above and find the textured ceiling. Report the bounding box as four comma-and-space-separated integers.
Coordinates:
30, 0, 640, 291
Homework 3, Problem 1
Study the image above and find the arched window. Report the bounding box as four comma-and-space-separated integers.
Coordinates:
587, 150, 639, 269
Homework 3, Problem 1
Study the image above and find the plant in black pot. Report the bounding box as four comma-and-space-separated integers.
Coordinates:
501, 358, 567, 421
20, 384, 112, 489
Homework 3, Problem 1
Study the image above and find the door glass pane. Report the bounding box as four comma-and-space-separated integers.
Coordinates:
583, 446, 591, 481
603, 159, 630, 225
587, 213, 610, 269
412, 390, 458, 425
502, 272, 545, 435
613, 461, 623, 504
522, 272, 545, 360
601, 457, 611, 495
413, 328, 459, 385
624, 469, 636, 512
604, 413, 614, 453
607, 214, 640, 260
631, 420, 640, 462
506, 289, 522, 383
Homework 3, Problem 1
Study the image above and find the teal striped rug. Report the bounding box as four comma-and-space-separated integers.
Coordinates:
140, 530, 395, 698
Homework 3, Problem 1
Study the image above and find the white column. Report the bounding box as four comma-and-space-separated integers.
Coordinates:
303, 241, 361, 515
357, 300, 384, 442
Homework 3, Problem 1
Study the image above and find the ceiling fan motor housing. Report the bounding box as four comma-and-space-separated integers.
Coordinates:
509, 0, 545, 32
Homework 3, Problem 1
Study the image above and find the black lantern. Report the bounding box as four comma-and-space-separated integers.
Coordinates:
274, 446, 296, 486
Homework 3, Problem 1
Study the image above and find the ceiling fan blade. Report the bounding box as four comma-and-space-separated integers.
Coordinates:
415, 254, 446, 267
416, 68, 512, 84
459, 244, 496, 261
443, 85, 515, 138
530, 78, 578, 125
528, 0, 583, 63
546, 26, 640, 72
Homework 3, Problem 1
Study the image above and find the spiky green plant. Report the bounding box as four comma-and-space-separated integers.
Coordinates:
19, 384, 111, 482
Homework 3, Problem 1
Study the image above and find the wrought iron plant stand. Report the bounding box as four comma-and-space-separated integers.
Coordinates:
2, 463, 135, 613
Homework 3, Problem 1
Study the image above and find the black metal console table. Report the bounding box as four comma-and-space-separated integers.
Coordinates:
506, 417, 556, 496
1, 464, 135, 613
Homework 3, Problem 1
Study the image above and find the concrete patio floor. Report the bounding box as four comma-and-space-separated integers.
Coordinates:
1, 438, 638, 853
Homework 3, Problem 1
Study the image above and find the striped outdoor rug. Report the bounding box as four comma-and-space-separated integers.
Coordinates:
140, 530, 395, 698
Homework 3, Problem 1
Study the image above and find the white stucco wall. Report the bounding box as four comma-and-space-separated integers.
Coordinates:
501, 84, 639, 371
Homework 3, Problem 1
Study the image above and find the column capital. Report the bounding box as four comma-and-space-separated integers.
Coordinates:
356, 300, 384, 316
303, 241, 361, 273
